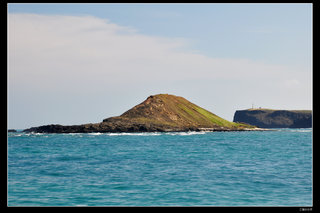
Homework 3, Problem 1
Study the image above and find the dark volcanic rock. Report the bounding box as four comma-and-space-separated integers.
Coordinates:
233, 109, 312, 128
8, 129, 17, 132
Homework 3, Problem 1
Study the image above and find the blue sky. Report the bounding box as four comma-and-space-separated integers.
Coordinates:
8, 3, 312, 129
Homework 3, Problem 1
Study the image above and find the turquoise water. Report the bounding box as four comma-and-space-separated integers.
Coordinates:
8, 129, 312, 206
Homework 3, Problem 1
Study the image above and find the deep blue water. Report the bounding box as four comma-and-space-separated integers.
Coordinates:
8, 129, 312, 206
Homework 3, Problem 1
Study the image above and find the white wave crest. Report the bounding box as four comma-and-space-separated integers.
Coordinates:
107, 132, 162, 136
277, 128, 312, 133
106, 131, 207, 136
288, 129, 312, 133
88, 132, 103, 135
166, 131, 206, 136
10, 134, 23, 137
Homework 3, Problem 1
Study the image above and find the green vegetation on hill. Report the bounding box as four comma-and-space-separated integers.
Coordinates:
105, 94, 253, 130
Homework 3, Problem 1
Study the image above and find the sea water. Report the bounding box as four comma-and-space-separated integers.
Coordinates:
8, 129, 312, 206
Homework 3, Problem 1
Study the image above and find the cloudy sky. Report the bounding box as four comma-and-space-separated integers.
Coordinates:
8, 3, 312, 129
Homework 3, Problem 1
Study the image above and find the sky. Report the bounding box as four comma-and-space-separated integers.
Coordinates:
8, 3, 312, 129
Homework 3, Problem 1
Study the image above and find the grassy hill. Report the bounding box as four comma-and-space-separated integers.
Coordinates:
102, 94, 253, 131
24, 94, 255, 133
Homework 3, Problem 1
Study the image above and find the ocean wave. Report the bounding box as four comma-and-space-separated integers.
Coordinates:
278, 128, 312, 133
8, 132, 46, 137
88, 132, 103, 136
165, 131, 206, 136
288, 129, 312, 133
10, 133, 23, 137
106, 131, 207, 136
107, 132, 162, 136
9, 131, 209, 137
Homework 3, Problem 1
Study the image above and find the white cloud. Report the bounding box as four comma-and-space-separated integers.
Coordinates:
8, 13, 312, 127
9, 13, 303, 88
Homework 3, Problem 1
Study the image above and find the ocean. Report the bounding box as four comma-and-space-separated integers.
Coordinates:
8, 129, 312, 206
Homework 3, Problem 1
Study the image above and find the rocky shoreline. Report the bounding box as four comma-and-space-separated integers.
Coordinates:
23, 124, 272, 134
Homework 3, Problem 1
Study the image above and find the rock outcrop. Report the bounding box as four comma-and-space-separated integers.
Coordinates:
24, 94, 256, 133
233, 109, 312, 128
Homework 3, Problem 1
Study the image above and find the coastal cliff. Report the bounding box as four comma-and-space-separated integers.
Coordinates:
233, 109, 312, 128
24, 94, 256, 133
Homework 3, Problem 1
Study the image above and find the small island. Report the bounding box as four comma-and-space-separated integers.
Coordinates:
24, 94, 264, 133
233, 108, 312, 128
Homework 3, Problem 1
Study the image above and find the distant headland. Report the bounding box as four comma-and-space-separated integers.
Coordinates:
23, 94, 263, 133
233, 108, 312, 128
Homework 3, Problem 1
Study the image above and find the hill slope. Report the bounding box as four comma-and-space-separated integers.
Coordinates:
233, 109, 312, 128
24, 94, 255, 133
102, 94, 243, 131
